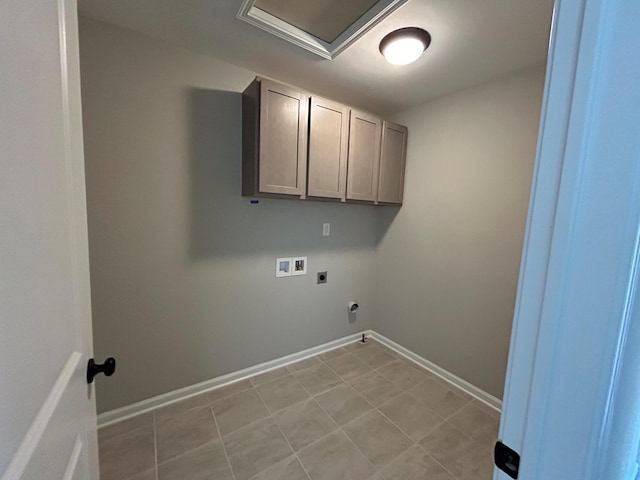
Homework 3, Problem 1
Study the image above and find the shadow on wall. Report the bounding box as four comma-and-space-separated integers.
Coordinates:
376, 205, 400, 246
187, 87, 397, 258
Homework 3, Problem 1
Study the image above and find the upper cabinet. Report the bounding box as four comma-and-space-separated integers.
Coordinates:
346, 110, 382, 203
243, 78, 308, 198
307, 96, 349, 201
242, 77, 407, 206
377, 121, 408, 205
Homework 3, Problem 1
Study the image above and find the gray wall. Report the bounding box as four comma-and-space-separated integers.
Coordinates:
80, 19, 378, 413
373, 67, 545, 399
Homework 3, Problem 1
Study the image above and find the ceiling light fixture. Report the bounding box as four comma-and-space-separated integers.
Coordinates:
379, 27, 431, 65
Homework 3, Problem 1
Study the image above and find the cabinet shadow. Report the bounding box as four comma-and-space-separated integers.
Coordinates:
187, 88, 397, 259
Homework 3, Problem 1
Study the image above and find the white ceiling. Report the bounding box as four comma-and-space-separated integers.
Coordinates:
78, 0, 554, 115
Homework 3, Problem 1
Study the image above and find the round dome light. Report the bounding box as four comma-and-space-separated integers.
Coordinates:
379, 27, 431, 66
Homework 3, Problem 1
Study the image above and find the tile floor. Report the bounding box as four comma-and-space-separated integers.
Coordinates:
98, 339, 500, 480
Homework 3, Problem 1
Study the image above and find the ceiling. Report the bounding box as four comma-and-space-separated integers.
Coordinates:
78, 0, 554, 115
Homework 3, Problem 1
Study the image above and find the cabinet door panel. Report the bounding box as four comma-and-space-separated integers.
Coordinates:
308, 97, 349, 200
378, 121, 408, 204
346, 110, 381, 202
259, 80, 308, 196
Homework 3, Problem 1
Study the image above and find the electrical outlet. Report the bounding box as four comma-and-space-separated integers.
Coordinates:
317, 271, 328, 284
322, 223, 330, 236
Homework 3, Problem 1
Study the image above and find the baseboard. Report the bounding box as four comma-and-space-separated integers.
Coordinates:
367, 330, 503, 412
99, 329, 501, 427
97, 332, 364, 427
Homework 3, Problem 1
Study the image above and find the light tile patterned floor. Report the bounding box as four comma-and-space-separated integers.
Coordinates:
98, 339, 499, 480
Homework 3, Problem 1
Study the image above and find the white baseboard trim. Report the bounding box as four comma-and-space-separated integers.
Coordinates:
99, 329, 502, 427
367, 330, 503, 412
97, 332, 364, 427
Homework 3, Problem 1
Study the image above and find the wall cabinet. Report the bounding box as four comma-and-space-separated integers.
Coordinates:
346, 110, 382, 203
377, 121, 408, 205
243, 78, 308, 198
307, 96, 349, 201
242, 77, 407, 205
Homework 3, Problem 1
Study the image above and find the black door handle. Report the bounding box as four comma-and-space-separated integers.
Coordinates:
87, 357, 116, 384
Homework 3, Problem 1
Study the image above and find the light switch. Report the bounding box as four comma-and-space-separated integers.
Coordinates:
322, 223, 330, 236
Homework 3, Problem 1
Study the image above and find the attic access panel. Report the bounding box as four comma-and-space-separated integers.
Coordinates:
237, 0, 408, 60
254, 0, 379, 43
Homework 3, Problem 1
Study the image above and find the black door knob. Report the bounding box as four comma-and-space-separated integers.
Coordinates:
87, 357, 116, 384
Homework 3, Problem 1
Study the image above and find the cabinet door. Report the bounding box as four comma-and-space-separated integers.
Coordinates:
346, 110, 381, 202
259, 79, 308, 196
378, 121, 408, 204
308, 97, 349, 200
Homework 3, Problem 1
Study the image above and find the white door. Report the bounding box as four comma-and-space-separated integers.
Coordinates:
0, 0, 99, 479
497, 0, 640, 478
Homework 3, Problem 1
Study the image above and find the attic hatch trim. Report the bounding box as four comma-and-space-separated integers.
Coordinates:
237, 0, 408, 60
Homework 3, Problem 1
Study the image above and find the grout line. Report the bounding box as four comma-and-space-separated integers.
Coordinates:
126, 342, 487, 480
388, 367, 476, 419
249, 368, 290, 388
102, 341, 496, 480
443, 399, 475, 422
313, 350, 385, 473
154, 403, 237, 473
370, 388, 406, 409
335, 383, 419, 472
251, 380, 313, 480
441, 418, 484, 444
98, 417, 155, 441
278, 350, 380, 469
154, 440, 221, 468
321, 344, 487, 477
204, 381, 474, 478
121, 468, 158, 480
208, 383, 254, 405
217, 411, 273, 439
321, 355, 372, 382
317, 346, 351, 362
368, 332, 502, 412
98, 334, 367, 428
367, 401, 464, 479
210, 405, 238, 480
333, 408, 395, 473
371, 402, 458, 470
415, 442, 461, 480
373, 405, 417, 443
272, 375, 316, 480
294, 374, 379, 475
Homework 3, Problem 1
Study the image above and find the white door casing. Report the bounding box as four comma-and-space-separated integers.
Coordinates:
0, 0, 99, 479
498, 0, 640, 478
